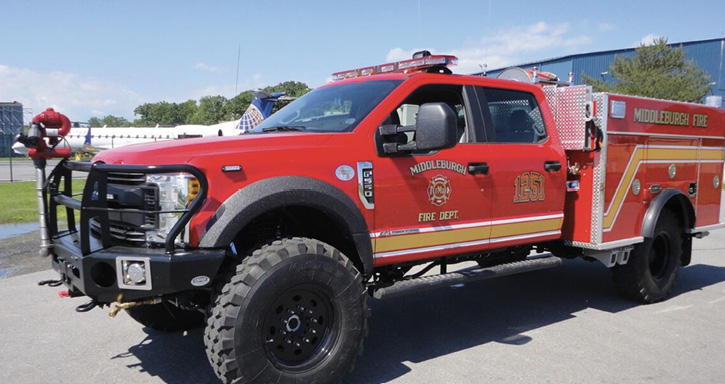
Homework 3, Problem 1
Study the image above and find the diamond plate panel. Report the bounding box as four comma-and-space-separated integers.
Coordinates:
554, 85, 589, 150
542, 85, 557, 122
590, 93, 609, 245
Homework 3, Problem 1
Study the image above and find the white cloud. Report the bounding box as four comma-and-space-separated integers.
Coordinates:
194, 62, 223, 73
386, 22, 592, 74
637, 33, 663, 46
0, 65, 143, 121
597, 22, 616, 32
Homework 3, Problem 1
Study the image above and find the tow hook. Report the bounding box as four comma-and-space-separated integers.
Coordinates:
76, 300, 98, 313
109, 297, 162, 318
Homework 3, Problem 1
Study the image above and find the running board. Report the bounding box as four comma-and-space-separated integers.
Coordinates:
371, 256, 562, 299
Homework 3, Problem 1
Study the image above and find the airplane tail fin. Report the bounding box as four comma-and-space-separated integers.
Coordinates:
84, 126, 92, 145
236, 91, 286, 133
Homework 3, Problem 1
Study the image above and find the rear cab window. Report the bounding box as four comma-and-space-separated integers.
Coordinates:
474, 87, 547, 144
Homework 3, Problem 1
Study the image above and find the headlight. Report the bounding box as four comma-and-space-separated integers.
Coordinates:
145, 173, 198, 245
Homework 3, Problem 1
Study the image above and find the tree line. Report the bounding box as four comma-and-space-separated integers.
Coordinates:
88, 81, 310, 127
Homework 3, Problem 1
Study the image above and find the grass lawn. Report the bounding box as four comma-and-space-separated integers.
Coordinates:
0, 179, 85, 224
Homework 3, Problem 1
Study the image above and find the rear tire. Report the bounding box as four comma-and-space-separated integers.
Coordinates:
125, 302, 205, 332
205, 237, 368, 384
612, 209, 683, 303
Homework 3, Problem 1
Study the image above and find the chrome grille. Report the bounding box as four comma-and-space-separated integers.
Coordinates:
90, 218, 146, 244
107, 172, 146, 185
89, 172, 158, 245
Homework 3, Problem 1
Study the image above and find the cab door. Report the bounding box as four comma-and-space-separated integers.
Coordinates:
471, 86, 566, 249
371, 84, 494, 266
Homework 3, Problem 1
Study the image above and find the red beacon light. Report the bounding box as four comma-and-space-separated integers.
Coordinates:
332, 51, 458, 81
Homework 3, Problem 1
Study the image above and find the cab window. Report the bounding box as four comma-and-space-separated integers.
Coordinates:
476, 87, 547, 144
385, 84, 468, 143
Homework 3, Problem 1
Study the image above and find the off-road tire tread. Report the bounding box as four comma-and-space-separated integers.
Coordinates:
204, 237, 368, 384
612, 209, 683, 303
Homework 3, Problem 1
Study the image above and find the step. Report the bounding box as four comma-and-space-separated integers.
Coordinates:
371, 256, 562, 299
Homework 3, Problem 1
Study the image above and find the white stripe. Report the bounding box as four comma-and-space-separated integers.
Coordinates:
370, 220, 491, 238
691, 223, 725, 233
374, 239, 490, 258
648, 145, 725, 151
608, 131, 725, 141
373, 230, 561, 259
370, 213, 563, 239
644, 160, 723, 164
490, 213, 563, 226
489, 230, 561, 244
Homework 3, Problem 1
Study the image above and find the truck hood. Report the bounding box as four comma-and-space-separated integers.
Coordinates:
94, 133, 334, 165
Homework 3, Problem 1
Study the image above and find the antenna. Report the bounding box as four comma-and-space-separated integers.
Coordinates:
235, 44, 241, 95
417, 0, 421, 47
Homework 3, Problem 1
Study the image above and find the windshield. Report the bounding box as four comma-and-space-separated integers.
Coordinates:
251, 80, 401, 133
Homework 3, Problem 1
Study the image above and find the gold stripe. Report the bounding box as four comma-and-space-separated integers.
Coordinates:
375, 218, 561, 253
647, 148, 698, 161
375, 227, 489, 253
700, 148, 725, 161
490, 218, 563, 238
603, 146, 722, 229
602, 147, 645, 229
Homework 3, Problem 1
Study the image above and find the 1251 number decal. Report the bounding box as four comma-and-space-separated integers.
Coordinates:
514, 172, 545, 203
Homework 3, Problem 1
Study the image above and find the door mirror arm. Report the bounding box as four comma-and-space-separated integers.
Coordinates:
379, 102, 457, 154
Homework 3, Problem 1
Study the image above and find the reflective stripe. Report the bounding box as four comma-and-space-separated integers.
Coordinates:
373, 213, 563, 257
374, 230, 561, 259
603, 145, 724, 231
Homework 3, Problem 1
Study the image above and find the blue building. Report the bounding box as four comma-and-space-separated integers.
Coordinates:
1, 102, 24, 157
481, 38, 725, 104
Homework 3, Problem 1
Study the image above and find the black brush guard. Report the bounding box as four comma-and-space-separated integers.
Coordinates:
44, 160, 225, 303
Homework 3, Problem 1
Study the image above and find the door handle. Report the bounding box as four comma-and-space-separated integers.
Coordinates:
544, 161, 562, 172
468, 162, 489, 175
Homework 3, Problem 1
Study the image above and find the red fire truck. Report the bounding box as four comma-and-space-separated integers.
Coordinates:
18, 52, 724, 384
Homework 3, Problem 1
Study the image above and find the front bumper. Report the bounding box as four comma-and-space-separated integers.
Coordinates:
51, 230, 225, 303
44, 160, 225, 304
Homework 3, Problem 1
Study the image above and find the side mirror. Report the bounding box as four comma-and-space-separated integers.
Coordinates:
379, 102, 457, 154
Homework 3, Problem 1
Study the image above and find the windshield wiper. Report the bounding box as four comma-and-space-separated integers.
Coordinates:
261, 125, 307, 132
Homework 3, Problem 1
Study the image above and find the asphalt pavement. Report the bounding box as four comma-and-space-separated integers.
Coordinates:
1, 202, 724, 383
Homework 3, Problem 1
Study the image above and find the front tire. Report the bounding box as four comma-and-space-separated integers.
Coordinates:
205, 237, 368, 384
612, 209, 683, 303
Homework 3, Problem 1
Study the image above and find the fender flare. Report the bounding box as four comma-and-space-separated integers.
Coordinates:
640, 188, 695, 238
198, 176, 373, 276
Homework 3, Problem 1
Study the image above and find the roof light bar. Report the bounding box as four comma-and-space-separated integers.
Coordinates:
332, 54, 458, 81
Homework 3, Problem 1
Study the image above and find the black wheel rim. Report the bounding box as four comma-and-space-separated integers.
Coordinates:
649, 231, 672, 282
262, 284, 338, 371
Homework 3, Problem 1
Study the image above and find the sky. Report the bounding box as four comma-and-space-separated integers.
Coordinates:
1, 0, 724, 122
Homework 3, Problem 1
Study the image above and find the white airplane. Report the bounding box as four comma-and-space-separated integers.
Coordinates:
13, 91, 288, 156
